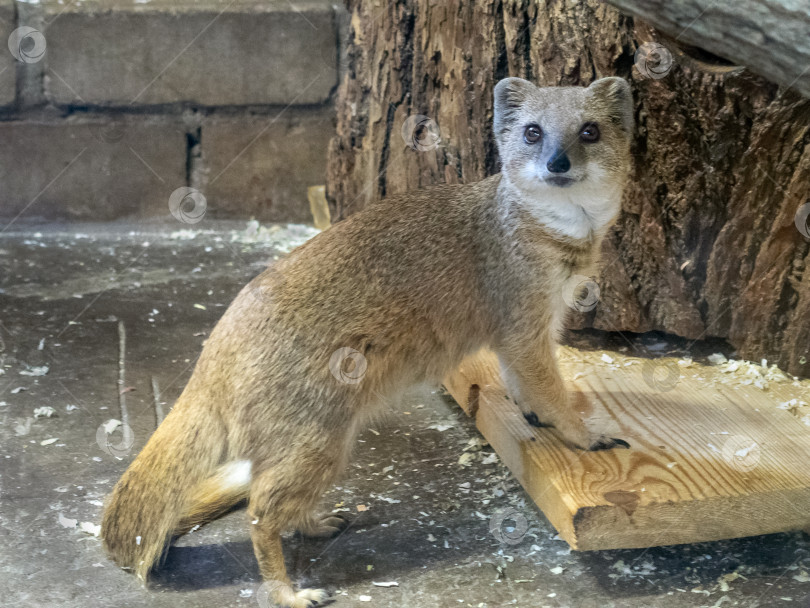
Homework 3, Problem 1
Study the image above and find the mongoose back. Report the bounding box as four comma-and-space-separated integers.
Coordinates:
101, 76, 634, 608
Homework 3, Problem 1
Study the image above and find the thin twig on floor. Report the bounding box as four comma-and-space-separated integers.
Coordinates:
117, 320, 133, 447
151, 375, 164, 427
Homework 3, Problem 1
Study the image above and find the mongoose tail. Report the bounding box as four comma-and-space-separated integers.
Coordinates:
100, 398, 227, 582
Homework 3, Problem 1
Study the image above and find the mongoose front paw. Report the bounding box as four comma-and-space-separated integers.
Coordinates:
523, 412, 554, 428
588, 436, 631, 451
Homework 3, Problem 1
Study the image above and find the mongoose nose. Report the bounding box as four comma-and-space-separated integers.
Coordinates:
546, 151, 571, 174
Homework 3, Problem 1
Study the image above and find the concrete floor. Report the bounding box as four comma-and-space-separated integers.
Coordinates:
1, 221, 809, 608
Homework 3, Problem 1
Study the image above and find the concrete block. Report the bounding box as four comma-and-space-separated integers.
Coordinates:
43, 0, 337, 107
202, 107, 333, 223
14, 0, 48, 108
0, 117, 187, 221
0, 0, 17, 108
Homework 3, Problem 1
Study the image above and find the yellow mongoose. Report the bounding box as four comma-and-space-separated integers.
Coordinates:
101, 76, 634, 607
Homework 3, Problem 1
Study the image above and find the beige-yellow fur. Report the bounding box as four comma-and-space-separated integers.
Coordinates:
101, 77, 634, 608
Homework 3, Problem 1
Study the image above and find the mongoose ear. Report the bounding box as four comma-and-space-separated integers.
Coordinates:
588, 77, 634, 133
493, 77, 535, 138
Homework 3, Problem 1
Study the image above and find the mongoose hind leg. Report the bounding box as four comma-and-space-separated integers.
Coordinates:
247, 441, 352, 607
248, 508, 330, 608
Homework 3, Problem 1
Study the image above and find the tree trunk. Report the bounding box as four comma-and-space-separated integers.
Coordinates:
326, 0, 810, 377
606, 0, 810, 97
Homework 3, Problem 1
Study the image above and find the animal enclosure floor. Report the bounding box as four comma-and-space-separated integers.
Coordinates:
1, 221, 810, 608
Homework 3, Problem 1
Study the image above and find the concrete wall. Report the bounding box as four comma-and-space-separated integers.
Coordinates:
0, 0, 344, 224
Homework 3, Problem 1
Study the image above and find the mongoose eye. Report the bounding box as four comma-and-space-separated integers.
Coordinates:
523, 124, 542, 144
580, 122, 600, 143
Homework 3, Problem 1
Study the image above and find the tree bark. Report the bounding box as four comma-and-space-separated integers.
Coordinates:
326, 0, 810, 377
606, 0, 810, 97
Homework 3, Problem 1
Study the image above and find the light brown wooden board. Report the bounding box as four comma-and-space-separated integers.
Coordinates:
444, 348, 810, 550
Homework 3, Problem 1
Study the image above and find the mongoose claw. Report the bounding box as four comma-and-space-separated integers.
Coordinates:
320, 513, 351, 532
299, 513, 351, 539
290, 588, 331, 608
265, 584, 331, 608
301, 588, 332, 607
588, 436, 631, 451
523, 412, 554, 428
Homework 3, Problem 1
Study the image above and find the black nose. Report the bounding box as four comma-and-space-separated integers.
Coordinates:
547, 151, 571, 174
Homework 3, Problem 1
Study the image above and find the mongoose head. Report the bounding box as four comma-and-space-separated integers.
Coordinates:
493, 77, 633, 201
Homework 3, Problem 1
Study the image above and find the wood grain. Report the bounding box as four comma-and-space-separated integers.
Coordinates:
445, 348, 810, 550
606, 0, 810, 97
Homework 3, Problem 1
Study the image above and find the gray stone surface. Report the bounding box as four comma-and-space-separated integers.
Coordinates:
0, 0, 17, 108
42, 0, 337, 107
202, 108, 333, 223
1, 222, 809, 608
0, 118, 187, 221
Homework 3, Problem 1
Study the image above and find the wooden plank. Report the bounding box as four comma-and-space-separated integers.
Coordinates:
444, 347, 810, 550
606, 0, 810, 97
